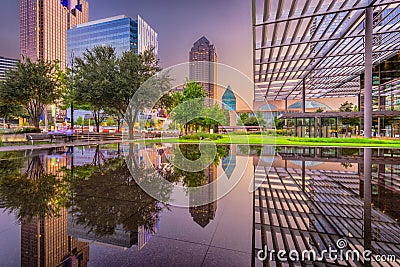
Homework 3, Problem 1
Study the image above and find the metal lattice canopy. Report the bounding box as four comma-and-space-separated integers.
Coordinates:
253, 0, 400, 102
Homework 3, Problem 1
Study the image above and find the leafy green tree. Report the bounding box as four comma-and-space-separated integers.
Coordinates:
106, 116, 117, 126
202, 104, 229, 131
76, 116, 83, 125
238, 113, 249, 126
244, 116, 260, 126
73, 46, 118, 132
0, 101, 26, 128
256, 112, 266, 127
339, 101, 354, 112
274, 117, 285, 130
238, 113, 264, 127
339, 101, 359, 135
0, 58, 65, 129
108, 49, 165, 139
156, 90, 181, 114
171, 82, 206, 134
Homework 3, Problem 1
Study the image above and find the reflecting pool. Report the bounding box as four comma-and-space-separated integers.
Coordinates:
0, 144, 399, 266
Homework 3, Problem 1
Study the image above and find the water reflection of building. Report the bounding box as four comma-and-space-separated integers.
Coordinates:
21, 209, 89, 267
135, 144, 168, 169
189, 164, 218, 228
221, 147, 236, 180
68, 210, 159, 250
254, 147, 400, 265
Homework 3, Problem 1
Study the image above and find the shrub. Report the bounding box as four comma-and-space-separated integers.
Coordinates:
180, 133, 224, 140
15, 128, 42, 134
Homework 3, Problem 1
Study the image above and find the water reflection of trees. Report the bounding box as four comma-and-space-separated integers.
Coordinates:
172, 144, 228, 188
67, 155, 172, 238
0, 155, 67, 221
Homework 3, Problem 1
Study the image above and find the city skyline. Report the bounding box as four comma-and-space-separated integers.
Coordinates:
0, 0, 253, 78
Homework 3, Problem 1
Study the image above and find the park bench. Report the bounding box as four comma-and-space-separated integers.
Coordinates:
26, 133, 53, 145
26, 133, 70, 145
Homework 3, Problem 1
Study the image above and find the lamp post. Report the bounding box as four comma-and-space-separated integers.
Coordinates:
70, 51, 75, 130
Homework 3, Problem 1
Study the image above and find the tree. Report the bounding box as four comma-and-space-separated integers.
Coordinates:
73, 46, 118, 132
238, 113, 250, 126
339, 101, 359, 135
339, 101, 354, 112
106, 116, 117, 126
0, 100, 26, 128
274, 117, 285, 130
244, 116, 260, 126
107, 49, 164, 139
238, 113, 264, 127
171, 81, 206, 134
202, 104, 229, 131
0, 58, 65, 129
76, 116, 83, 126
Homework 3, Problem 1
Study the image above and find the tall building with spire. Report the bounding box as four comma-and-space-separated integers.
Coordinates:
20, 0, 89, 69
189, 36, 217, 105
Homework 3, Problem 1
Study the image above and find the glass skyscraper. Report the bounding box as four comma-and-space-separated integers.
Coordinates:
0, 56, 18, 81
67, 15, 158, 65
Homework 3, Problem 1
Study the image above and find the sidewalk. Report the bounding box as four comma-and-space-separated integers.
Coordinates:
0, 140, 121, 152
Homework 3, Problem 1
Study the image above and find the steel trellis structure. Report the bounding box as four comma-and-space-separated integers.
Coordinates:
252, 0, 400, 102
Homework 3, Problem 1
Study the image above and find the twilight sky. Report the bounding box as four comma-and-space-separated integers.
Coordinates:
0, 0, 253, 78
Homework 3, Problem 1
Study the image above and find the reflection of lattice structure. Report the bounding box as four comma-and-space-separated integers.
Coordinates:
254, 165, 400, 266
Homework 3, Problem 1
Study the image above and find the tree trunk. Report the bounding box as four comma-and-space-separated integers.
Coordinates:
126, 108, 138, 140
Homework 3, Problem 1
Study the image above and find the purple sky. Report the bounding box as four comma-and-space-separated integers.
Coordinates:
0, 0, 253, 77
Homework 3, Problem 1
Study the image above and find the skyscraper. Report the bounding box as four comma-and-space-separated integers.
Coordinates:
20, 0, 89, 69
189, 36, 217, 105
67, 15, 158, 64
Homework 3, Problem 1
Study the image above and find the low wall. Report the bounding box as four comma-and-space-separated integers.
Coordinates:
0, 134, 27, 143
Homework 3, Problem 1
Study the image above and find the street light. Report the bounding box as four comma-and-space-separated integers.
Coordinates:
70, 51, 75, 130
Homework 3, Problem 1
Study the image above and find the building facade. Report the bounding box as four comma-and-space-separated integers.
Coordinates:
0, 56, 18, 81
67, 15, 158, 64
66, 15, 158, 123
189, 37, 217, 105
20, 0, 89, 69
222, 86, 237, 111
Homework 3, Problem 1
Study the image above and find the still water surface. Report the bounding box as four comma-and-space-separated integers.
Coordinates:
0, 144, 398, 266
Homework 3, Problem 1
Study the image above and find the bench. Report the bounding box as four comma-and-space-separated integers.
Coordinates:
49, 133, 68, 143
26, 133, 53, 145
26, 133, 71, 145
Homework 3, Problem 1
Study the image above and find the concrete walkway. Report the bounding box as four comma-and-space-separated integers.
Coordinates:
0, 140, 122, 152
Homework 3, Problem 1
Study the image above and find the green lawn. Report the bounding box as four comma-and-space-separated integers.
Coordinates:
144, 135, 400, 148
